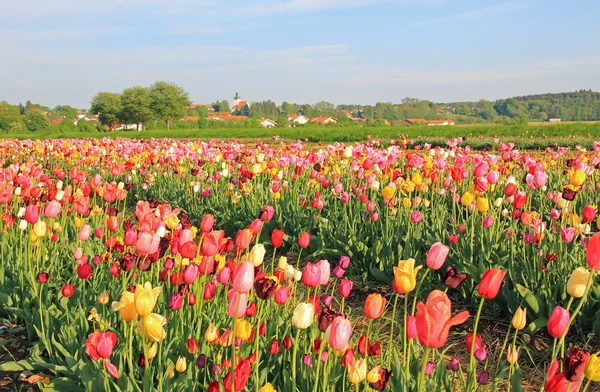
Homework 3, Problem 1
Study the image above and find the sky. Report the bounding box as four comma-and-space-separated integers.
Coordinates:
1, 0, 599, 108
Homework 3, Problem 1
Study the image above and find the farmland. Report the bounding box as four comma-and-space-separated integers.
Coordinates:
0, 135, 600, 391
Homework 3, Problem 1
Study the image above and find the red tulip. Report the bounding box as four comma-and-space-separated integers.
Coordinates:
341, 348, 356, 368
183, 263, 199, 285
268, 339, 279, 354
223, 358, 251, 392
77, 263, 92, 280
466, 333, 483, 355
582, 205, 597, 223
545, 359, 582, 392
200, 214, 214, 233
298, 232, 310, 249
236, 229, 253, 252
187, 338, 200, 354
202, 230, 224, 257
259, 205, 274, 222
271, 229, 284, 248
586, 232, 600, 271
24, 205, 39, 224
477, 268, 506, 299
548, 306, 570, 338
274, 286, 290, 305
37, 272, 50, 283
61, 283, 75, 297
106, 216, 119, 232
84, 330, 117, 360
203, 282, 217, 300
406, 315, 418, 339
415, 290, 470, 348
248, 219, 263, 235
124, 228, 138, 246
513, 192, 527, 209
207, 381, 220, 392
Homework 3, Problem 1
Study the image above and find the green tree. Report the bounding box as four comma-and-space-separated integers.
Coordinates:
302, 105, 314, 118
149, 81, 190, 130
120, 86, 152, 130
0, 102, 25, 133
90, 92, 122, 131
197, 106, 209, 118
77, 119, 98, 133
24, 110, 50, 132
53, 105, 78, 120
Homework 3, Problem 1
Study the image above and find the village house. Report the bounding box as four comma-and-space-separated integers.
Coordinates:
188, 103, 215, 113
259, 118, 277, 128
231, 93, 248, 113
286, 114, 309, 125
310, 116, 338, 125
405, 118, 428, 125
427, 119, 455, 126
548, 118, 561, 123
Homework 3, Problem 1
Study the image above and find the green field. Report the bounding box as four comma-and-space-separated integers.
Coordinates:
2, 122, 600, 149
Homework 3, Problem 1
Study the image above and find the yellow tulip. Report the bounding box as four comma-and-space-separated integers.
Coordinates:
205, 325, 219, 343
567, 267, 591, 298
348, 358, 367, 384
165, 365, 175, 379
175, 356, 187, 372
411, 172, 423, 186
402, 197, 412, 209
138, 313, 167, 342
164, 214, 179, 230
476, 197, 489, 213
367, 366, 382, 383
235, 319, 253, 341
585, 354, 600, 381
461, 191, 474, 207
392, 259, 422, 294
277, 256, 288, 270
134, 282, 162, 317
147, 343, 158, 359
507, 345, 519, 365
382, 185, 395, 200
292, 303, 314, 330
259, 383, 277, 392
98, 292, 109, 305
112, 291, 138, 322
570, 169, 586, 187
248, 244, 266, 267
511, 307, 527, 330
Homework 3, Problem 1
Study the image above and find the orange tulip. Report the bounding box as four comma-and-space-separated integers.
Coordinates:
415, 290, 469, 348
364, 294, 386, 319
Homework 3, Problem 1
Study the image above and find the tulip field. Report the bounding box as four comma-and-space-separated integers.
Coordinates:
3, 137, 600, 391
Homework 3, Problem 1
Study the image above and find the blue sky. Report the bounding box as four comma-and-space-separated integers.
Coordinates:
1, 0, 599, 108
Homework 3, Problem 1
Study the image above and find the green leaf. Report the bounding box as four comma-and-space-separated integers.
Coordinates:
526, 317, 548, 334
510, 367, 524, 392
369, 266, 392, 284
515, 284, 547, 317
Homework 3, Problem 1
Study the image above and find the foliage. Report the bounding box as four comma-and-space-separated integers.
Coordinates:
90, 92, 122, 131
23, 109, 50, 132
148, 81, 190, 130
52, 105, 78, 120
120, 86, 152, 130
0, 102, 25, 133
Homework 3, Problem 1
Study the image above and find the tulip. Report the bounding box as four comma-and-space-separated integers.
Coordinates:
259, 205, 275, 222
228, 290, 248, 318
348, 358, 367, 384
203, 282, 217, 300
477, 371, 490, 385
298, 232, 310, 248
415, 290, 470, 348
466, 333, 483, 355
477, 268, 506, 299
61, 283, 75, 297
138, 313, 167, 342
545, 359, 582, 392
548, 306, 570, 338
328, 316, 352, 351
333, 265, 345, 278
406, 315, 418, 339
248, 219, 263, 235
84, 330, 117, 360
259, 383, 276, 392
112, 291, 138, 321
169, 292, 184, 310
476, 197, 489, 213
186, 338, 200, 354
571, 169, 586, 186
274, 286, 290, 305
392, 258, 422, 294
302, 262, 321, 288
271, 229, 284, 248
223, 358, 251, 392
585, 354, 600, 381
24, 205, 39, 224
586, 232, 600, 271
364, 293, 386, 319
32, 221, 47, 238
248, 244, 266, 267
449, 357, 460, 371
512, 307, 527, 330
232, 262, 254, 294
183, 263, 199, 285
339, 279, 353, 297
175, 356, 187, 372
43, 200, 61, 218
136, 233, 160, 256
461, 191, 474, 206
316, 260, 331, 285
235, 319, 252, 341
583, 205, 597, 223
236, 229, 254, 252
134, 282, 161, 317
507, 345, 519, 364
561, 227, 576, 243
200, 214, 214, 233
292, 303, 314, 329
564, 348, 590, 382
427, 242, 449, 270
567, 267, 591, 298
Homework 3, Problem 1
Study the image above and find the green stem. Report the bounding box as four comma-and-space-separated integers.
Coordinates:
468, 297, 486, 389
417, 347, 431, 392
291, 328, 301, 391
387, 294, 399, 367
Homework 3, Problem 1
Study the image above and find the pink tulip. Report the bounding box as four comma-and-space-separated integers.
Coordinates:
411, 211, 422, 224
483, 216, 494, 228
124, 229, 138, 246
228, 290, 248, 318
548, 306, 570, 338
302, 263, 321, 288
178, 229, 194, 248
274, 286, 290, 305
426, 242, 449, 270
316, 260, 331, 286
136, 233, 160, 256
217, 267, 231, 284
561, 227, 576, 243
549, 209, 561, 220
78, 224, 92, 241
24, 205, 39, 224
487, 171, 499, 185
328, 317, 352, 351
232, 262, 254, 293
44, 200, 61, 218
183, 263, 199, 285
406, 315, 418, 339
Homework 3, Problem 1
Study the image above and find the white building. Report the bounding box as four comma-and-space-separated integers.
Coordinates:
259, 118, 277, 128
286, 115, 309, 125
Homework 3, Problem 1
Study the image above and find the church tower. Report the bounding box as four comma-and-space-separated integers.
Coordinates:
233, 92, 241, 109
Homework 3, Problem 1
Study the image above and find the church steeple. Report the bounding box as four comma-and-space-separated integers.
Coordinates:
233, 92, 241, 108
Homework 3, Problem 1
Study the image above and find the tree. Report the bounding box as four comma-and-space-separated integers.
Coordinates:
77, 119, 97, 133
197, 106, 209, 118
53, 105, 78, 120
0, 102, 25, 133
24, 110, 50, 132
303, 105, 314, 118
120, 86, 152, 130
212, 100, 231, 113
148, 81, 190, 130
90, 92, 122, 131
